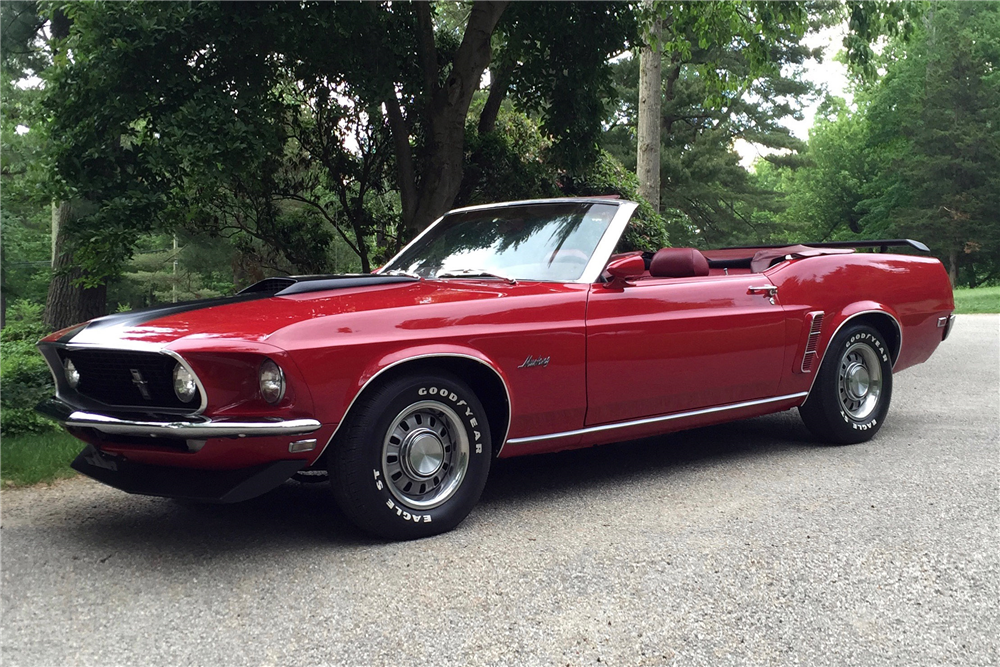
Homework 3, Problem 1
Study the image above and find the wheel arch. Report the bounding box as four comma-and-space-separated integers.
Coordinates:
314, 352, 512, 465
849, 311, 902, 366
805, 308, 902, 403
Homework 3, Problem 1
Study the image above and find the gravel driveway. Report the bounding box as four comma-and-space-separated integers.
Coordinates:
2, 315, 997, 667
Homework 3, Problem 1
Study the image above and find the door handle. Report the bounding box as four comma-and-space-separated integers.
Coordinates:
747, 285, 778, 296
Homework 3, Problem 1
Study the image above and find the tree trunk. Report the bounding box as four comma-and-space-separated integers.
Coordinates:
384, 98, 418, 239
43, 201, 107, 331
478, 63, 511, 135
352, 216, 372, 274
395, 1, 508, 240
637, 5, 662, 212
947, 247, 958, 287
408, 122, 469, 238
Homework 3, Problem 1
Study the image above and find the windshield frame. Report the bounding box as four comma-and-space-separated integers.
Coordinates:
377, 198, 638, 284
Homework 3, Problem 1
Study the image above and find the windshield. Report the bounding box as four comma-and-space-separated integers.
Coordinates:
381, 202, 618, 282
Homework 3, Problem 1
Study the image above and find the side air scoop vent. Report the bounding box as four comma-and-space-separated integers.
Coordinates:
239, 274, 419, 296
801, 312, 825, 373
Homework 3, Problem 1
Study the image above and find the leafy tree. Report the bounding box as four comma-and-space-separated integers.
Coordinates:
631, 0, 816, 217
457, 108, 560, 207
1, 1, 51, 327
1, 2, 119, 329
772, 3, 1000, 287
859, 2, 1000, 286
1, 70, 51, 325
764, 3, 1000, 285
482, 3, 637, 171
34, 1, 645, 328
754, 96, 871, 244
605, 4, 828, 247
628, 0, 924, 247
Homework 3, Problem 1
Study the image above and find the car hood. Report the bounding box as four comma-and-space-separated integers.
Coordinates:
49, 279, 580, 351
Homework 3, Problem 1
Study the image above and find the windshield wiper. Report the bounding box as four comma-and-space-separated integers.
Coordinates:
380, 269, 422, 279
436, 269, 518, 285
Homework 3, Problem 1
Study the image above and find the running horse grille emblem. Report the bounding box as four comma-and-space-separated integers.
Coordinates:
130, 369, 153, 400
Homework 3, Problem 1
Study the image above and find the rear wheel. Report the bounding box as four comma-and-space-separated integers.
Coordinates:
328, 372, 491, 539
799, 323, 893, 444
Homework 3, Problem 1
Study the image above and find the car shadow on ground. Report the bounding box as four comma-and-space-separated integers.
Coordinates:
480, 410, 817, 508
55, 411, 820, 556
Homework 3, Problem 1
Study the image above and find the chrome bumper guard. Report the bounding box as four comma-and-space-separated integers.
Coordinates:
37, 398, 321, 438
940, 313, 957, 341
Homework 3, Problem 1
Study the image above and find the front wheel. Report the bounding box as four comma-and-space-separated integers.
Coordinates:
799, 323, 893, 444
328, 372, 491, 539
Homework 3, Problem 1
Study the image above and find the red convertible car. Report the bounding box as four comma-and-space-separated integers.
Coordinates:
37, 198, 955, 539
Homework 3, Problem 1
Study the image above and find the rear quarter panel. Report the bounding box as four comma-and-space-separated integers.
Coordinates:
768, 253, 954, 397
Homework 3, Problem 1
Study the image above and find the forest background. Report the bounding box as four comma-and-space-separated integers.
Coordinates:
2, 1, 998, 445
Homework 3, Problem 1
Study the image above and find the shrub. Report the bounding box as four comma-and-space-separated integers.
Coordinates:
459, 110, 561, 207
1, 299, 47, 343
1, 300, 56, 436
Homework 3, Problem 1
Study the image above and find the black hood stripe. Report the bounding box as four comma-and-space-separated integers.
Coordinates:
69, 275, 419, 339
79, 292, 277, 334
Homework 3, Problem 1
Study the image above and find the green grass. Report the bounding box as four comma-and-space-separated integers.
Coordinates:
1, 430, 82, 487
953, 286, 1000, 314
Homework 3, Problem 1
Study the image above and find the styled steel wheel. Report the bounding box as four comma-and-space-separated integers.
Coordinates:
837, 342, 883, 420
328, 371, 491, 540
799, 323, 894, 445
382, 401, 469, 510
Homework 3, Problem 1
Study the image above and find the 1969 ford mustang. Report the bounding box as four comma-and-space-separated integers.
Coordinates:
37, 198, 956, 539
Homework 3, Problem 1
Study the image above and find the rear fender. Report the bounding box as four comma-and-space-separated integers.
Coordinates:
803, 304, 902, 402
827, 303, 903, 366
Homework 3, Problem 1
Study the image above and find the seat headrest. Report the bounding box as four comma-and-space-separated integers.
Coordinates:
649, 247, 710, 278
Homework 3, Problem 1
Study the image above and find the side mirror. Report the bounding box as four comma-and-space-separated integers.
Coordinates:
604, 254, 645, 288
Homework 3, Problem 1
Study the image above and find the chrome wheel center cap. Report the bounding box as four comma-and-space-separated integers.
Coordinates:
845, 363, 871, 400
400, 430, 445, 480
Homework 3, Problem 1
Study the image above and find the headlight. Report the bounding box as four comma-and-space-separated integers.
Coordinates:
64, 358, 80, 389
172, 363, 198, 403
259, 359, 285, 404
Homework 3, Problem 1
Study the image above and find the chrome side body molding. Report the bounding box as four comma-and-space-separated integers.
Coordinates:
505, 392, 809, 446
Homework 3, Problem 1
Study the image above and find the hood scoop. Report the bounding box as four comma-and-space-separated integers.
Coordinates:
239, 274, 419, 296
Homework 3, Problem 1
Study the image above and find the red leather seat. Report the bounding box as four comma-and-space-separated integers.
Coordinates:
649, 247, 710, 278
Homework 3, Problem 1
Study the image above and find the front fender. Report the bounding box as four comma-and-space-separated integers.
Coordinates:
342, 344, 511, 426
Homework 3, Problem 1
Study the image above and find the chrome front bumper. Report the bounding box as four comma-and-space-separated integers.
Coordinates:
37, 398, 321, 438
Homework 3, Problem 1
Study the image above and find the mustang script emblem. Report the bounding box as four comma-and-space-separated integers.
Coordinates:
517, 355, 550, 369
130, 369, 152, 400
